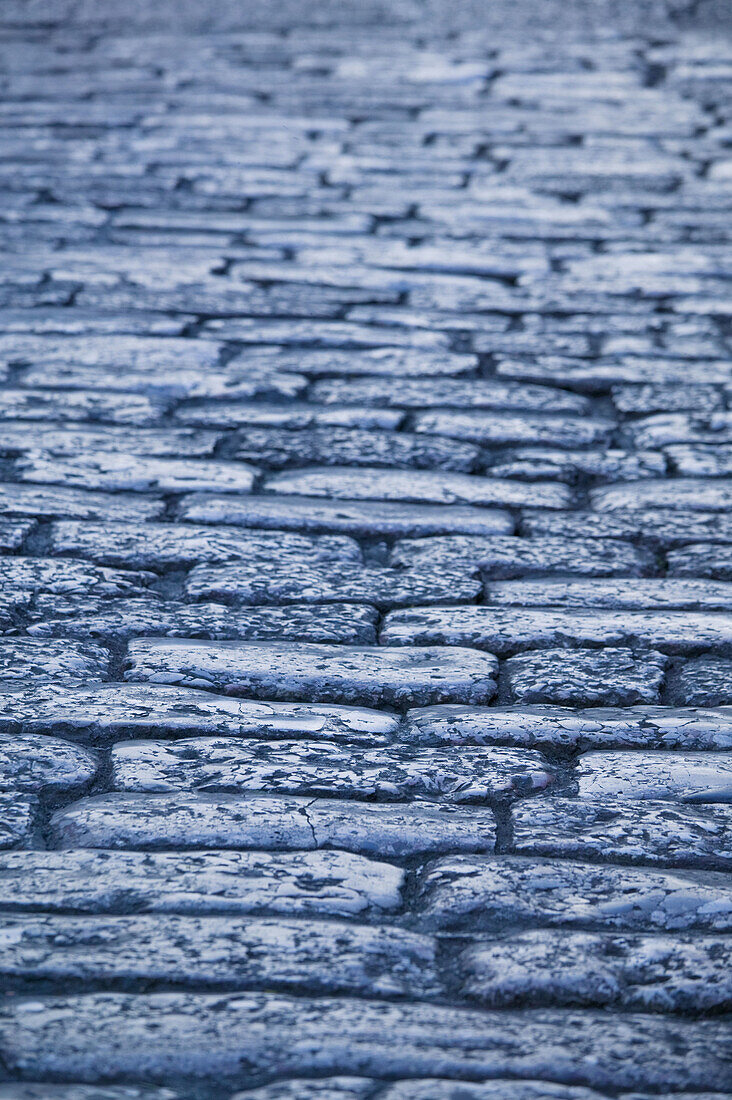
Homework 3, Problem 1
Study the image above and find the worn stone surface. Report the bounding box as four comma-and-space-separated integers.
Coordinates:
390, 535, 650, 577
504, 648, 667, 706
124, 638, 499, 706
0, 639, 110, 683
667, 656, 732, 705
575, 751, 732, 802
0, 733, 97, 795
0, 794, 36, 849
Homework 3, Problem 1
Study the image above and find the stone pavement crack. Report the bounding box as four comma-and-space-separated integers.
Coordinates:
0, 0, 731, 1096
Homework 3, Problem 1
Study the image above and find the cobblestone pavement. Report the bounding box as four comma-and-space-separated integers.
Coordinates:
0, 0, 731, 1096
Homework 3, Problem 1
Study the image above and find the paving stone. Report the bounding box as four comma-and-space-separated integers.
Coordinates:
521, 508, 732, 544
27, 595, 379, 644
390, 535, 649, 576
175, 401, 404, 431
666, 445, 732, 477
381, 606, 732, 653
666, 543, 732, 578
111, 738, 552, 803
0, 423, 221, 458
484, 448, 666, 483
458, 930, 732, 1012
17, 453, 258, 494
0, 914, 439, 998
180, 494, 514, 537
511, 798, 732, 870
416, 855, 732, 933
311, 376, 591, 412
231, 427, 480, 471
0, 733, 97, 795
495, 356, 732, 391
264, 468, 572, 509
50, 793, 498, 856
0, 993, 726, 1091
413, 411, 613, 448
0, 484, 165, 522
232, 1081, 375, 1100
612, 384, 724, 414
0, 334, 221, 371
591, 479, 732, 512
485, 577, 732, 609
0, 682, 397, 743
20, 363, 306, 401
0, 849, 404, 916
505, 648, 667, 706
0, 517, 33, 549
0, 638, 110, 683
125, 638, 499, 706
0, 794, 36, 849
185, 561, 480, 607
575, 751, 732, 802
0, 1089, 178, 1100
50, 521, 360, 569
628, 412, 732, 448
668, 656, 732, 705
376, 1085, 614, 1100
0, 388, 162, 425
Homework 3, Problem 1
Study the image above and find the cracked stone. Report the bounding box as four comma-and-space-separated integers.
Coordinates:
575, 751, 732, 802
668, 656, 732, 705
17, 453, 258, 494
0, 733, 97, 795
0, 639, 110, 683
505, 648, 667, 706
390, 535, 649, 577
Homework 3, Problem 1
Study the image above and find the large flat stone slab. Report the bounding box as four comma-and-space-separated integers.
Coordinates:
391, 535, 650, 577
405, 705, 732, 750
179, 494, 514, 537
0, 683, 397, 743
50, 793, 498, 857
511, 798, 732, 870
575, 751, 732, 802
459, 930, 732, 1011
0, 994, 727, 1091
415, 855, 732, 932
0, 915, 438, 998
0, 849, 403, 916
380, 606, 732, 653
0, 388, 162, 426
124, 639, 499, 706
110, 738, 553, 803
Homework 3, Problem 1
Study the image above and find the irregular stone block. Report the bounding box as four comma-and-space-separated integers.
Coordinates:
0, 682, 396, 743
665, 445, 732, 477
0, 794, 35, 849
576, 751, 732, 802
124, 638, 499, 706
185, 562, 480, 608
226, 347, 476, 376
511, 798, 732, 870
416, 855, 732, 932
50, 793, 497, 857
413, 410, 612, 447
232, 1081, 375, 1100
0, 422, 220, 458
311, 376, 590, 412
232, 426, 479, 471
629, 412, 732, 448
668, 656, 732, 705
0, 849, 403, 916
505, 648, 667, 706
484, 448, 665, 483
497, 356, 732, 390
0, 1088, 178, 1100
405, 704, 732, 751
459, 930, 732, 1011
0, 558, 153, 598
521, 508, 732, 545
0, 334, 220, 371
612, 384, 723, 414
0, 484, 164, 522
0, 639, 109, 683
591, 479, 732, 512
20, 363, 305, 402
110, 738, 552, 803
0, 517, 33, 550
667, 544, 732, 578
264, 467, 571, 509
51, 521, 360, 569
390, 535, 649, 577
18, 453, 257, 494
27, 596, 378, 645
180, 494, 514, 537
380, 606, 732, 654
377, 1084, 612, 1100
485, 577, 732, 609
175, 401, 403, 431
0, 733, 97, 795
0, 388, 162, 425
0, 993, 726, 1091
0, 914, 438, 998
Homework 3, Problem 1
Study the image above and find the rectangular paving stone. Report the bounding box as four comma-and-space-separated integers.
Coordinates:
628, 412, 732, 448
666, 445, 732, 477
185, 562, 480, 608
50, 521, 361, 569
179, 494, 514, 537
0, 558, 154, 598
227, 347, 477, 376
575, 751, 732, 802
0, 993, 726, 1091
485, 578, 732, 609
263, 468, 572, 509
0, 682, 397, 743
667, 656, 732, 706
0, 1088, 178, 1099
0, 388, 162, 425
311, 376, 591, 412
0, 517, 33, 550
413, 410, 613, 448
376, 1086, 726, 1100
0, 794, 35, 849
496, 356, 732, 390
484, 448, 666, 483
50, 793, 498, 857
231, 426, 480, 471
505, 648, 667, 706
415, 855, 732, 933
0, 423, 221, 458
174, 401, 404, 431
405, 704, 732, 751
0, 334, 221, 370
17, 453, 258, 494
591, 479, 732, 512
612, 383, 724, 413
458, 930, 732, 1012
390, 535, 650, 577
27, 596, 379, 645
124, 638, 499, 706
0, 639, 110, 684
111, 738, 552, 803
0, 484, 164, 522
0, 732, 97, 795
520, 508, 732, 545
0, 849, 404, 916
0, 914, 438, 999
511, 798, 732, 870
233, 1082, 375, 1100
380, 606, 732, 653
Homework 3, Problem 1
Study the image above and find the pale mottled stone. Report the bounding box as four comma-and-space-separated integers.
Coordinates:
413, 410, 612, 447
505, 648, 667, 706
485, 577, 732, 610
591, 479, 732, 512
0, 733, 97, 795
0, 794, 35, 849
391, 534, 649, 577
0, 639, 110, 683
18, 453, 257, 494
0, 484, 164, 522
576, 751, 732, 802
